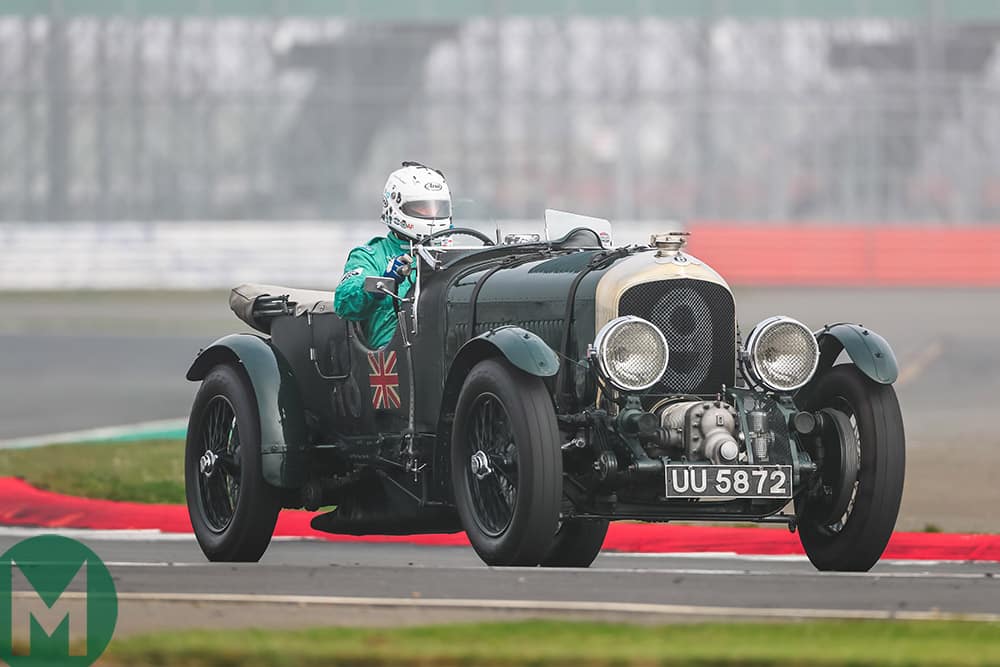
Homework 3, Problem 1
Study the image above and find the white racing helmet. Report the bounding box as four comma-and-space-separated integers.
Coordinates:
382, 162, 453, 241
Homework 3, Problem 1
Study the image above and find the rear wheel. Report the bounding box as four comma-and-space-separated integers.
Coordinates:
185, 364, 280, 562
451, 358, 561, 566
797, 364, 905, 572
541, 519, 609, 568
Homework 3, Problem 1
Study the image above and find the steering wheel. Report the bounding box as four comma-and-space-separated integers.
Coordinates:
419, 227, 495, 246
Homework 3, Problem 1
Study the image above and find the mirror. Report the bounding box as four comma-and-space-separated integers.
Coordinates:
364, 275, 394, 296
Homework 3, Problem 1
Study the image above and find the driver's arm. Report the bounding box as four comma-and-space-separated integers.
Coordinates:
334, 247, 381, 320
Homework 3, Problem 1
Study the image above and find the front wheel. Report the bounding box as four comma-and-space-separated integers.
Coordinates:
185, 364, 281, 562
796, 364, 905, 572
451, 358, 562, 566
541, 519, 609, 568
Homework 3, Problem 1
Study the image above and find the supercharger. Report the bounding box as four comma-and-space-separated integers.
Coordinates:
652, 401, 751, 465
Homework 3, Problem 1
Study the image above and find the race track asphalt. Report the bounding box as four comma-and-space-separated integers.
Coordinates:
1, 288, 997, 532
2, 530, 998, 637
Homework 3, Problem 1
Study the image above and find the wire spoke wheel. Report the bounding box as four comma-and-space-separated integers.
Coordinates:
815, 397, 861, 535
465, 393, 519, 537
185, 363, 281, 562
451, 358, 561, 567
197, 396, 242, 533
796, 364, 905, 572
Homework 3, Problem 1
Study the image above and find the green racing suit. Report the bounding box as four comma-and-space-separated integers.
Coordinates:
334, 233, 415, 349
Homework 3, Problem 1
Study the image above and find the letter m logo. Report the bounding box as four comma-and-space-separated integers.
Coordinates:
10, 559, 88, 657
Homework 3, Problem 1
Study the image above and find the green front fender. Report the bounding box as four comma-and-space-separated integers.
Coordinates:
187, 333, 307, 488
463, 326, 560, 378
439, 326, 560, 429
815, 323, 899, 384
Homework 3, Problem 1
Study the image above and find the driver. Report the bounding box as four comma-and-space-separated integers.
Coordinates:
334, 162, 452, 349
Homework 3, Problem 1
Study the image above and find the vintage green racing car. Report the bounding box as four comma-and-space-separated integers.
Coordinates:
184, 213, 904, 571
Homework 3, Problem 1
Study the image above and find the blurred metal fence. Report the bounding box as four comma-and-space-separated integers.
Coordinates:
1, 1, 998, 223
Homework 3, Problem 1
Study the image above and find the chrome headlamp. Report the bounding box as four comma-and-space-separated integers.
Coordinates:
592, 316, 669, 392
742, 316, 820, 392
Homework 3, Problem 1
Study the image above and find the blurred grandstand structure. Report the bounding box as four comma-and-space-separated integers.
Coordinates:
1, 0, 998, 226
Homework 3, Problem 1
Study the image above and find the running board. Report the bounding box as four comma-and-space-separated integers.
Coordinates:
310, 507, 462, 536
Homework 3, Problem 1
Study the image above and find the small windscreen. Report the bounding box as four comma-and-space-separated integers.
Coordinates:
544, 209, 613, 247
401, 199, 451, 219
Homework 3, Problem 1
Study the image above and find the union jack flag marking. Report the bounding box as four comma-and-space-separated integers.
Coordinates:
368, 350, 401, 410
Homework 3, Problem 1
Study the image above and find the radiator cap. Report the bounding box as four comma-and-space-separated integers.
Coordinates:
650, 231, 689, 257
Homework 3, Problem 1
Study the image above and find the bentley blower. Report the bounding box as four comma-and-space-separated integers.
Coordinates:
184, 213, 904, 571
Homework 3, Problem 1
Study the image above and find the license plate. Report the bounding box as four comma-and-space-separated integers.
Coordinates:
664, 464, 793, 500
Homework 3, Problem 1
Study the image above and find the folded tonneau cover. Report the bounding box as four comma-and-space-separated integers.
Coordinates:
229, 283, 335, 333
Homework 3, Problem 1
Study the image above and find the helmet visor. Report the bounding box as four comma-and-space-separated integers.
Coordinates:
401, 199, 451, 220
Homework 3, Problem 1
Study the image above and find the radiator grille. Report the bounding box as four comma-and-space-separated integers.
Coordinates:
618, 279, 736, 395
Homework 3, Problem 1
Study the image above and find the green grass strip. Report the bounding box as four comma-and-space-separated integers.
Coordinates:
103, 619, 1000, 667
0, 439, 184, 504
102, 426, 187, 443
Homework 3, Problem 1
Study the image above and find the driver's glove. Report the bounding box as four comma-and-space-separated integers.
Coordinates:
383, 253, 413, 284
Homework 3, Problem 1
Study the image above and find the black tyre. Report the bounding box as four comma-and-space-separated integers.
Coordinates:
451, 358, 562, 566
541, 519, 609, 568
797, 364, 905, 572
185, 364, 281, 562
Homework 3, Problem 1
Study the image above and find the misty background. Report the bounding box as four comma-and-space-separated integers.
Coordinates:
1, 1, 998, 226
